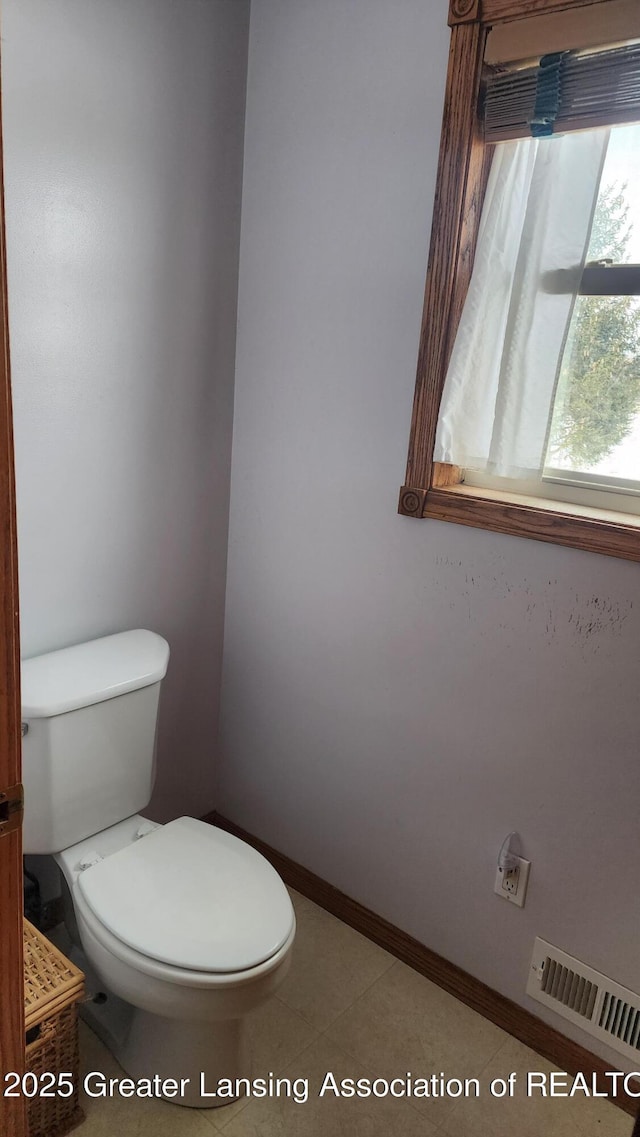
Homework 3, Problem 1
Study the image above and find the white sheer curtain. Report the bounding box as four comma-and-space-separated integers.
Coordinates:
434, 129, 610, 479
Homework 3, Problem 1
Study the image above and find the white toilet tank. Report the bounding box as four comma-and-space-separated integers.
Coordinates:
21, 630, 170, 854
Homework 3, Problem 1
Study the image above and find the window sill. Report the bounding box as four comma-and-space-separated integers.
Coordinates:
399, 480, 640, 562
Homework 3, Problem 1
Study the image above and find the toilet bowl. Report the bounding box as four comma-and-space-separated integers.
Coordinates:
21, 631, 296, 1107
56, 814, 295, 1105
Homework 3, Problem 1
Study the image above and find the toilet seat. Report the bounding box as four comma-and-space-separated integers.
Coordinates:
72, 880, 296, 990
77, 817, 295, 974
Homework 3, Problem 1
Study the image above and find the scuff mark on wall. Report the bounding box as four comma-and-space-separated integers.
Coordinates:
432, 556, 633, 654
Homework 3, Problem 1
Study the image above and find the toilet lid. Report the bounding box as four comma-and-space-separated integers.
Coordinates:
76, 817, 294, 973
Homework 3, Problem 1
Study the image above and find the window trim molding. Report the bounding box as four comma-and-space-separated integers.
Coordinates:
400, 0, 640, 563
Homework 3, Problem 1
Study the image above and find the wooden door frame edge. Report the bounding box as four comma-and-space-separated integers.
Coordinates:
0, 34, 26, 1137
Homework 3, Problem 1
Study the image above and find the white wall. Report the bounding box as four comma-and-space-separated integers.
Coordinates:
3, 0, 249, 820
220, 0, 640, 1065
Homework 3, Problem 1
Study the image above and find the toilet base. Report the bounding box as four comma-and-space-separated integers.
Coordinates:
75, 946, 246, 1108
117, 1011, 245, 1108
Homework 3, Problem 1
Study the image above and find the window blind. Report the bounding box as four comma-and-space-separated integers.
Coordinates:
483, 42, 640, 142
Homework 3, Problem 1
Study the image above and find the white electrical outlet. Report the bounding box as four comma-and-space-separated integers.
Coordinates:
494, 856, 531, 907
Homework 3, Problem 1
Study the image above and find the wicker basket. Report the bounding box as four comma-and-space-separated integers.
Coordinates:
24, 920, 85, 1137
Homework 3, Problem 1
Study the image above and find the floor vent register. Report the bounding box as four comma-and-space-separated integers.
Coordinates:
527, 937, 640, 1064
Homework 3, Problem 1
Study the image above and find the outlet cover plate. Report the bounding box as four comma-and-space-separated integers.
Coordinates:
494, 856, 531, 907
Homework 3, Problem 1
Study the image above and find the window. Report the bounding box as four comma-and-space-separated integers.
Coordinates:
439, 123, 640, 513
400, 0, 640, 562
544, 125, 640, 506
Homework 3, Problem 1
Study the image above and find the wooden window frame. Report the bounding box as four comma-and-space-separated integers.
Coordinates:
399, 0, 640, 563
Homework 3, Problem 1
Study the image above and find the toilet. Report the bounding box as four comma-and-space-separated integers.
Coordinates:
21, 629, 295, 1108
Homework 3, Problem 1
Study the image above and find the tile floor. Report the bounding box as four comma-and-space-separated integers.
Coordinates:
73, 889, 632, 1136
